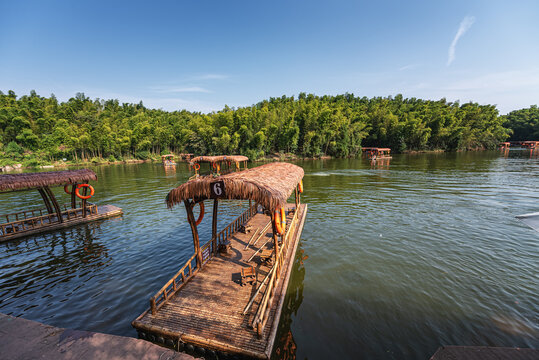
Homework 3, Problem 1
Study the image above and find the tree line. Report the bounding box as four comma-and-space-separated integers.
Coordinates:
0, 89, 528, 167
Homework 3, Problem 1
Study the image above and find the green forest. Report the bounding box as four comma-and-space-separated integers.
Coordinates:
0, 90, 534, 167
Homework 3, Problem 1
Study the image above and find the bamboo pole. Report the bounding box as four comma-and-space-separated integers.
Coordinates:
252, 221, 271, 247
185, 200, 203, 269
247, 236, 273, 263
243, 227, 260, 250
71, 184, 77, 209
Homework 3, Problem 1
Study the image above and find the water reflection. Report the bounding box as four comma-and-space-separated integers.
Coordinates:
272, 243, 307, 360
370, 157, 391, 169
0, 222, 110, 317
164, 164, 177, 175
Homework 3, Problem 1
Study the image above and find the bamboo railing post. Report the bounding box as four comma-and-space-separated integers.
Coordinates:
185, 200, 203, 269
37, 188, 54, 214
212, 199, 218, 252
295, 187, 299, 209
44, 186, 63, 223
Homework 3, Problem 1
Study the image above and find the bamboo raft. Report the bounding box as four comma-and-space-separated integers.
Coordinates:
0, 169, 123, 242
132, 162, 307, 359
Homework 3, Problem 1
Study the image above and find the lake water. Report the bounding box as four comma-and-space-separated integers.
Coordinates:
0, 151, 537, 359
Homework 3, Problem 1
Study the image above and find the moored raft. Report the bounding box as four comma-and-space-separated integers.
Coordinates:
132, 162, 307, 359
0, 169, 122, 242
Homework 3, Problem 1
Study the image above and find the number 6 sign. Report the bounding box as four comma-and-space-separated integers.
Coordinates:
210, 180, 226, 198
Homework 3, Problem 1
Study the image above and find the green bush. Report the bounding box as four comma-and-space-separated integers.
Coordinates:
135, 150, 150, 160
107, 155, 117, 162
22, 156, 42, 168
5, 142, 23, 157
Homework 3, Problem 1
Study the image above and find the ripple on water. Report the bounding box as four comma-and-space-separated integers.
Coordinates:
1, 155, 538, 359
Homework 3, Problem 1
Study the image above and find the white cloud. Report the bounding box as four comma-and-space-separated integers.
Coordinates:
194, 74, 229, 80
399, 64, 420, 71
447, 16, 475, 66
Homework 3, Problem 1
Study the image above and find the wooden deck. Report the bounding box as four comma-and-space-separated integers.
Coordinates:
0, 204, 123, 242
133, 203, 307, 359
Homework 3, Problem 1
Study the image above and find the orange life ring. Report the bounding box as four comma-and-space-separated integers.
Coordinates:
193, 163, 200, 171
212, 163, 220, 172
75, 184, 95, 200
298, 180, 304, 193
195, 201, 204, 226
64, 184, 73, 194
274, 207, 286, 235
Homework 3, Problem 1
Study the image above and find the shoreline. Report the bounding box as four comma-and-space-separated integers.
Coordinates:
2, 148, 512, 172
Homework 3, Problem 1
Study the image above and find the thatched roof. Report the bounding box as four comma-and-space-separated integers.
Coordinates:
190, 155, 248, 163
0, 169, 97, 192
167, 162, 303, 212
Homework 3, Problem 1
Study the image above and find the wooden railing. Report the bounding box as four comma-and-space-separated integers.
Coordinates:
150, 202, 258, 314
251, 207, 299, 336
150, 252, 198, 315
0, 203, 98, 237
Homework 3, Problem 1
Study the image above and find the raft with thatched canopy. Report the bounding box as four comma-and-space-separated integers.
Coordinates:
189, 155, 249, 179
132, 162, 307, 359
161, 154, 177, 166
0, 169, 122, 242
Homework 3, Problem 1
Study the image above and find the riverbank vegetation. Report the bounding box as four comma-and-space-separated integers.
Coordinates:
0, 90, 519, 167
502, 105, 539, 142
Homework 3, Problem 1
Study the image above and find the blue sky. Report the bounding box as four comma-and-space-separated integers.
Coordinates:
1, 0, 538, 114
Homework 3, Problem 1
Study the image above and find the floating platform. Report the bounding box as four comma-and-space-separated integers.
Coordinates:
0, 204, 123, 242
0, 169, 123, 243
0, 312, 193, 360
133, 203, 307, 359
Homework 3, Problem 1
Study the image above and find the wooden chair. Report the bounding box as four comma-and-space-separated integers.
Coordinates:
258, 249, 274, 266
241, 266, 256, 286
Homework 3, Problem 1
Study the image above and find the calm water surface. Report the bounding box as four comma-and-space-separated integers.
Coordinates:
0, 151, 537, 359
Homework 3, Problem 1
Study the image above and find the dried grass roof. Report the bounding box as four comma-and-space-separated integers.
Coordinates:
167, 162, 303, 212
0, 169, 97, 192
190, 155, 249, 163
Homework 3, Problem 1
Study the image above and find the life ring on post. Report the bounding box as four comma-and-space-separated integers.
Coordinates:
194, 201, 205, 226
193, 163, 200, 171
212, 162, 221, 172
64, 184, 73, 194
274, 207, 286, 235
75, 184, 95, 200
298, 179, 304, 193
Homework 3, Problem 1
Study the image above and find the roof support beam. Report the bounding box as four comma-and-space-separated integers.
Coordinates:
44, 186, 63, 223
185, 200, 202, 269
37, 187, 54, 215
212, 199, 218, 254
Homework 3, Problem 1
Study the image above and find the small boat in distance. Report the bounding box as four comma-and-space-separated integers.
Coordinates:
132, 162, 307, 359
0, 169, 122, 242
189, 155, 248, 179
161, 154, 177, 166
362, 147, 392, 160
